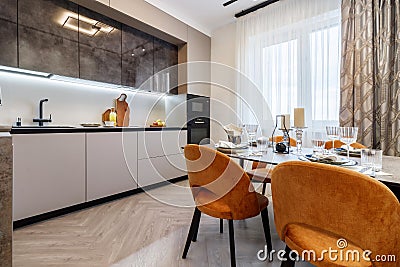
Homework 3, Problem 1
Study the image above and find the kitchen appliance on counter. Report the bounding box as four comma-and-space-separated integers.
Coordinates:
187, 94, 210, 144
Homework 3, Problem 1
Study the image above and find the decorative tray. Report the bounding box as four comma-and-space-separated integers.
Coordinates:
80, 123, 101, 127
217, 147, 249, 154
302, 154, 358, 166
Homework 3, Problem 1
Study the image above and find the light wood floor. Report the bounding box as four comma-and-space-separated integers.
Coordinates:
13, 181, 314, 267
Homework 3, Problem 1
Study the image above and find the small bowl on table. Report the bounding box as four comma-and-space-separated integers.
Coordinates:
104, 121, 115, 127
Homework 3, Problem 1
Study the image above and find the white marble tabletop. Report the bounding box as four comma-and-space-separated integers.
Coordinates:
226, 147, 400, 185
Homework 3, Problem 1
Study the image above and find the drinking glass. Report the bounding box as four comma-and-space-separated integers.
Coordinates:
244, 124, 259, 149
361, 149, 383, 176
256, 136, 268, 153
339, 127, 358, 159
311, 131, 326, 155
326, 126, 340, 153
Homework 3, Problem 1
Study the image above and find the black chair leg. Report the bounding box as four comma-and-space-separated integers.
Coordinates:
262, 182, 267, 195
228, 220, 236, 267
220, 218, 223, 233
280, 245, 295, 267
260, 208, 272, 254
192, 209, 202, 242
182, 207, 201, 259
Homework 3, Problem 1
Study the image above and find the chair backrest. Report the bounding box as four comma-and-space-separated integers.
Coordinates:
325, 140, 367, 150
269, 136, 297, 147
271, 161, 400, 265
184, 144, 260, 220
252, 161, 267, 169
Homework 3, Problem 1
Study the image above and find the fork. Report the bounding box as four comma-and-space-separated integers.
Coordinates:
359, 167, 370, 174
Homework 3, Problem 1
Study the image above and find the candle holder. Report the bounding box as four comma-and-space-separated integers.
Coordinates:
292, 126, 307, 155
272, 115, 290, 154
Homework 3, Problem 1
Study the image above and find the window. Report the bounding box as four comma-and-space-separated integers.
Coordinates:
236, 0, 342, 134
261, 12, 341, 128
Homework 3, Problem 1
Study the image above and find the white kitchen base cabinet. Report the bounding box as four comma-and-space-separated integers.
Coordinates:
137, 130, 187, 187
138, 154, 186, 187
86, 132, 138, 201
12, 129, 186, 222
13, 134, 86, 221
138, 130, 187, 159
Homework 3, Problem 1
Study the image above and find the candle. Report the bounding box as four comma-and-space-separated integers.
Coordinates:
280, 114, 290, 129
294, 108, 305, 127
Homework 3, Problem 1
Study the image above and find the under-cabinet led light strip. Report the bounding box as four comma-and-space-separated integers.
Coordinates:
0, 65, 52, 78
0, 66, 168, 96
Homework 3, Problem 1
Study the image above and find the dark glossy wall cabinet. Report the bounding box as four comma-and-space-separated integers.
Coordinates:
0, 0, 18, 68
18, 0, 79, 77
0, 0, 178, 93
122, 25, 154, 91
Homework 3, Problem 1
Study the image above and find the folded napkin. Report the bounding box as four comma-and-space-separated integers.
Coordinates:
313, 154, 339, 162
223, 124, 243, 137
340, 145, 362, 152
218, 141, 247, 149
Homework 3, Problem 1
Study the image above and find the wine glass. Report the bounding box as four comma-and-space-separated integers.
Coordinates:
244, 124, 259, 149
311, 131, 326, 155
339, 127, 358, 159
326, 126, 340, 153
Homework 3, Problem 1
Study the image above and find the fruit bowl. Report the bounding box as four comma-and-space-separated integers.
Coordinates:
151, 119, 166, 127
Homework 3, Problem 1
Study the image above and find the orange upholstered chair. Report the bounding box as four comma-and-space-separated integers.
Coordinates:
325, 140, 366, 150
246, 136, 296, 195
270, 136, 297, 147
246, 164, 274, 195
183, 144, 272, 267
271, 161, 400, 267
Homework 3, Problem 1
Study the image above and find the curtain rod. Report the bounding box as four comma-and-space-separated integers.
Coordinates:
235, 0, 280, 18
223, 0, 238, 7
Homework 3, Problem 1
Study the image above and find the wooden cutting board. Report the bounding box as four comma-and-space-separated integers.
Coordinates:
102, 108, 111, 122
115, 93, 130, 127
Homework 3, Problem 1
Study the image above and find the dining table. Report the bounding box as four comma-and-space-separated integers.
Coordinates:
221, 146, 400, 201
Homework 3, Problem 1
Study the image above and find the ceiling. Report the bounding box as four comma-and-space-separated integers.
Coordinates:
144, 0, 262, 37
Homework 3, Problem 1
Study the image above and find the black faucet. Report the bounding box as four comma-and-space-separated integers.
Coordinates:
33, 99, 52, 126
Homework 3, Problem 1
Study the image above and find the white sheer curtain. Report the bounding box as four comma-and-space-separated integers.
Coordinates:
236, 0, 341, 140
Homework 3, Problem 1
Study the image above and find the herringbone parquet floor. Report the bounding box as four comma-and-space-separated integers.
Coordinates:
13, 181, 314, 267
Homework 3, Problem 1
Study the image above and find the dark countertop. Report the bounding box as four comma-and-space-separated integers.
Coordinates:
10, 126, 187, 134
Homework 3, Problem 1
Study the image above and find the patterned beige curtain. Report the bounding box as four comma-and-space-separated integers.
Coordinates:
340, 0, 400, 156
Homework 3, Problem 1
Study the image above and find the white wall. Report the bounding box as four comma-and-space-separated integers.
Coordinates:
110, 0, 188, 42
210, 23, 237, 143
0, 71, 185, 127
